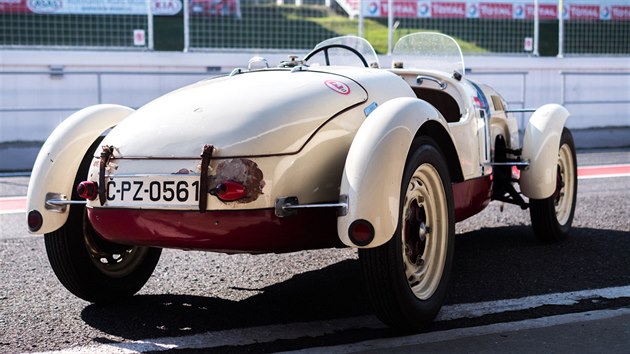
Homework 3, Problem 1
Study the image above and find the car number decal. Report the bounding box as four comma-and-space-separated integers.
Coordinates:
324, 80, 351, 95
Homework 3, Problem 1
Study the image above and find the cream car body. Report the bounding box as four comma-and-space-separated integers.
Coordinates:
26, 33, 577, 332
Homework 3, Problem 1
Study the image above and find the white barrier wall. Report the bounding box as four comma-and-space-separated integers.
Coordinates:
1, 50, 629, 144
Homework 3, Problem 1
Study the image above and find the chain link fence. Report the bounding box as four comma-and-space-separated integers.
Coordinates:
0, 1, 156, 49
1, 0, 629, 54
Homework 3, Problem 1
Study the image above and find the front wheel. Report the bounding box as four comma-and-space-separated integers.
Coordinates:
530, 128, 577, 243
359, 137, 454, 331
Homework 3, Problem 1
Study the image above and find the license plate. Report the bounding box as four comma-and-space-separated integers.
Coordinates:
104, 175, 201, 208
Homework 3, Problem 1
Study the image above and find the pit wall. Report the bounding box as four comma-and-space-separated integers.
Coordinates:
0, 50, 628, 170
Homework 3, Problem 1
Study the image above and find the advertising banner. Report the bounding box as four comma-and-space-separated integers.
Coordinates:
360, 0, 630, 21
0, 0, 182, 15
431, 1, 466, 18
568, 4, 599, 20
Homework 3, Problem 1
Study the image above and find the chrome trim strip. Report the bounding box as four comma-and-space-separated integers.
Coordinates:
275, 195, 348, 218
46, 199, 88, 206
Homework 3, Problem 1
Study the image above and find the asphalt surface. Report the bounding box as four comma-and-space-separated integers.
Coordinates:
0, 149, 629, 353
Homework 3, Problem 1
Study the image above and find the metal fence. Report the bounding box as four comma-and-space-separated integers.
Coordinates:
1, 0, 629, 54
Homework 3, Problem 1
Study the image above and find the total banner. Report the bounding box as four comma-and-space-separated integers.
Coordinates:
360, 0, 630, 21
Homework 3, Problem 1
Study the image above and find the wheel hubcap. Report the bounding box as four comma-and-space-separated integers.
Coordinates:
402, 164, 448, 300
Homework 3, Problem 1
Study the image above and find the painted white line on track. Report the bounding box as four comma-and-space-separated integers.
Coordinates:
285, 308, 630, 354
32, 285, 630, 354
436, 284, 630, 321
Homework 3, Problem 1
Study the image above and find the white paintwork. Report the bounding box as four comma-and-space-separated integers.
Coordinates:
100, 69, 368, 158
392, 69, 485, 180
86, 67, 416, 211
338, 97, 447, 248
26, 104, 134, 234
520, 104, 570, 199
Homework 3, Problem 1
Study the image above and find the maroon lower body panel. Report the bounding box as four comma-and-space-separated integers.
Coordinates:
88, 207, 343, 253
88, 175, 491, 253
453, 175, 492, 222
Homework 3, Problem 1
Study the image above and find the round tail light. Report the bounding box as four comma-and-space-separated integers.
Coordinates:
348, 219, 374, 246
77, 181, 98, 200
27, 210, 43, 232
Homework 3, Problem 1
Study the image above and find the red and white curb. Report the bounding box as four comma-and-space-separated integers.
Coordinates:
2, 164, 629, 215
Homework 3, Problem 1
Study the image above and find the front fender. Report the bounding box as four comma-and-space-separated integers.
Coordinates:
26, 104, 134, 234
520, 104, 570, 199
337, 97, 445, 248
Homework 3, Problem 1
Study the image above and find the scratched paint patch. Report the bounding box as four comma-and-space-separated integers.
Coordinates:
209, 159, 265, 203
324, 80, 351, 95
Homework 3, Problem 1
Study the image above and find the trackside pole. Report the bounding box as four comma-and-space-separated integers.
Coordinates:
359, 0, 364, 38
388, 0, 393, 55
558, 0, 564, 58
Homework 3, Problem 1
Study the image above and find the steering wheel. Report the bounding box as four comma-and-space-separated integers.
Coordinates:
303, 44, 369, 68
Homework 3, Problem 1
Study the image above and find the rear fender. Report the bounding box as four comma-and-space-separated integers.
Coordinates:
520, 104, 569, 199
337, 97, 447, 248
26, 104, 134, 234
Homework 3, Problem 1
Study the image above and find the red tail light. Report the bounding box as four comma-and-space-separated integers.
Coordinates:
27, 210, 43, 232
348, 219, 374, 246
77, 181, 98, 200
211, 181, 247, 202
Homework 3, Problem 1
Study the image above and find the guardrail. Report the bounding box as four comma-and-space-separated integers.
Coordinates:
0, 70, 227, 114
560, 71, 630, 106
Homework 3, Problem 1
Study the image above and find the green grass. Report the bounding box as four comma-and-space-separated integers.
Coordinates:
309, 17, 487, 54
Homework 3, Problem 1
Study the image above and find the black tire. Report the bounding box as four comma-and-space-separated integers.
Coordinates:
359, 136, 455, 331
530, 128, 577, 243
44, 138, 161, 303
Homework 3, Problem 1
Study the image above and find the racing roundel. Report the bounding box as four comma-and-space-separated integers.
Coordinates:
325, 80, 351, 95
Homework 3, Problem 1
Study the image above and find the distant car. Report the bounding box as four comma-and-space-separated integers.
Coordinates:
27, 33, 577, 331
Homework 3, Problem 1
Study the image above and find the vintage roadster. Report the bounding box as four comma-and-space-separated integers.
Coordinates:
26, 33, 577, 330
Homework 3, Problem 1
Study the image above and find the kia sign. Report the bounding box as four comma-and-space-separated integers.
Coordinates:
1, 0, 182, 15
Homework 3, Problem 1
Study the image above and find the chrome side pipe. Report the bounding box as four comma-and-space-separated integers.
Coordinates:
275, 195, 348, 218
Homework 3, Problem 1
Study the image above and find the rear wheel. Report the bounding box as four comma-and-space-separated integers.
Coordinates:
359, 137, 454, 331
44, 138, 161, 303
530, 128, 577, 242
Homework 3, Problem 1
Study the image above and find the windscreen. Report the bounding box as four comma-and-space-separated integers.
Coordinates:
306, 36, 380, 68
392, 33, 464, 78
